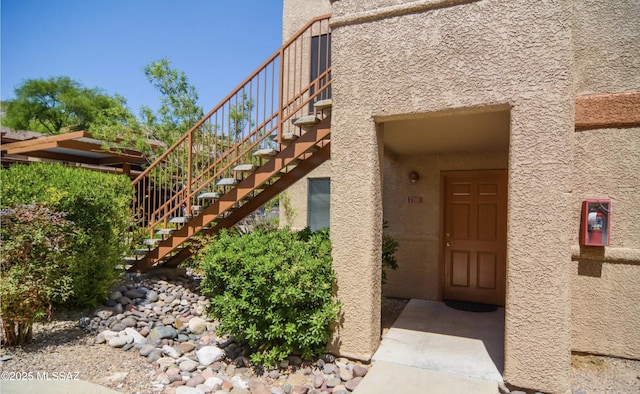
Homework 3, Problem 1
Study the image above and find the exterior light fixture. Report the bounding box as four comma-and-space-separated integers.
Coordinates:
409, 171, 420, 183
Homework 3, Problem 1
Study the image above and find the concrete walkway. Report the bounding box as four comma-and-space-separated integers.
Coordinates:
1, 379, 124, 394
354, 299, 504, 394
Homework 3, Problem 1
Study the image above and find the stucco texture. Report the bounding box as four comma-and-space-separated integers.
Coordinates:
283, 0, 332, 41
570, 0, 640, 361
330, 0, 574, 392
570, 127, 640, 359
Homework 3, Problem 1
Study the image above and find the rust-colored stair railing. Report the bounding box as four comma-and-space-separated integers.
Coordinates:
129, 15, 331, 262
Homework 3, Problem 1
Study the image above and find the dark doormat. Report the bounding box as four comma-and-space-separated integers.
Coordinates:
444, 299, 498, 313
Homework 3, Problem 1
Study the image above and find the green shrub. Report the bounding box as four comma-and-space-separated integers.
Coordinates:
199, 228, 340, 367
382, 221, 399, 285
1, 203, 74, 345
1, 163, 133, 307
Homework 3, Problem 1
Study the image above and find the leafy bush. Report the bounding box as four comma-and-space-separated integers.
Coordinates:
382, 221, 399, 285
199, 228, 340, 367
1, 163, 133, 307
1, 204, 74, 345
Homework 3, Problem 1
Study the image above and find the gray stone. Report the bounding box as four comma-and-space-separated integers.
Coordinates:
231, 375, 250, 390
325, 377, 341, 388
288, 355, 303, 365
313, 375, 324, 388
268, 370, 280, 379
113, 303, 124, 314
162, 344, 183, 358
271, 388, 285, 394
188, 317, 207, 335
123, 327, 146, 344
204, 377, 223, 390
110, 323, 127, 332
124, 288, 146, 299
150, 326, 178, 340
109, 291, 123, 301
196, 346, 225, 366
139, 343, 157, 356
345, 377, 363, 391
147, 349, 162, 363
96, 309, 114, 320
157, 357, 177, 369
108, 335, 130, 348
122, 317, 137, 327
179, 359, 199, 372
146, 290, 159, 303
323, 363, 335, 374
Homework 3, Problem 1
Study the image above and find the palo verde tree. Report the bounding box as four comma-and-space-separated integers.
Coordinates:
141, 58, 204, 146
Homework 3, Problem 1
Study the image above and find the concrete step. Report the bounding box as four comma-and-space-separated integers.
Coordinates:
232, 164, 257, 172
142, 238, 161, 246
292, 115, 319, 127
197, 192, 220, 200
132, 249, 149, 256
155, 228, 176, 236
253, 148, 278, 158
352, 362, 498, 394
169, 216, 188, 224
216, 178, 239, 186
314, 98, 333, 110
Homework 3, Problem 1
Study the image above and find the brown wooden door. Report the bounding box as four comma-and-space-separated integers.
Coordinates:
442, 170, 507, 306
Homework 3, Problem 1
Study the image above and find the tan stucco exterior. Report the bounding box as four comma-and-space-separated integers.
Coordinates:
569, 0, 640, 362
282, 1, 640, 393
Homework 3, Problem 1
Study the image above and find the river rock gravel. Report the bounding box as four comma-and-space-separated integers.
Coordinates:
1, 274, 638, 394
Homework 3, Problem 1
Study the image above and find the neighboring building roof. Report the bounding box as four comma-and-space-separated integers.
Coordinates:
1, 126, 163, 177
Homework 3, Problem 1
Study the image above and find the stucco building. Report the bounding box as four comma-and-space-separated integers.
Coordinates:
282, 1, 640, 393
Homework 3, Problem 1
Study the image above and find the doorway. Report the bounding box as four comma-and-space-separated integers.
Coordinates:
441, 170, 507, 306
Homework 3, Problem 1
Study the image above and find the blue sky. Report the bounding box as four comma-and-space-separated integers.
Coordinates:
1, 0, 284, 115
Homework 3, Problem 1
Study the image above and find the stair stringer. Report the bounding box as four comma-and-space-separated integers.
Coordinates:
161, 141, 331, 268
128, 118, 330, 273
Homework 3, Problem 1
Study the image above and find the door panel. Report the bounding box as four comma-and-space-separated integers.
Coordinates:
443, 170, 507, 306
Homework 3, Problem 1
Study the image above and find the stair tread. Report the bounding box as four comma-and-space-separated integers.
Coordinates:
169, 216, 189, 224
143, 239, 162, 246
232, 164, 257, 172
156, 228, 176, 235
314, 99, 333, 109
216, 178, 239, 186
198, 192, 220, 199
133, 249, 149, 255
292, 115, 320, 126
253, 148, 278, 158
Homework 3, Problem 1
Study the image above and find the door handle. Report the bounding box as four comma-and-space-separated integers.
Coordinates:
446, 241, 450, 247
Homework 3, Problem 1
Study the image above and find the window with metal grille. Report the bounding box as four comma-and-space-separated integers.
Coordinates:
307, 177, 330, 231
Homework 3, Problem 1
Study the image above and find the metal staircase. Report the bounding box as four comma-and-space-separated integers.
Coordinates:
127, 15, 332, 273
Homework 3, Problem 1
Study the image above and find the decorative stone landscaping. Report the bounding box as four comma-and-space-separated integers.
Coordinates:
85, 271, 367, 394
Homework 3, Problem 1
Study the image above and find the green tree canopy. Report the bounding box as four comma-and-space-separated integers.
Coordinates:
141, 58, 204, 145
1, 76, 136, 135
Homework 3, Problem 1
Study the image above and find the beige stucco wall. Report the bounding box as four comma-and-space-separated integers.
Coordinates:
280, 161, 332, 230
570, 126, 640, 359
382, 152, 508, 300
330, 0, 575, 392
283, 0, 332, 41
569, 1, 640, 360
